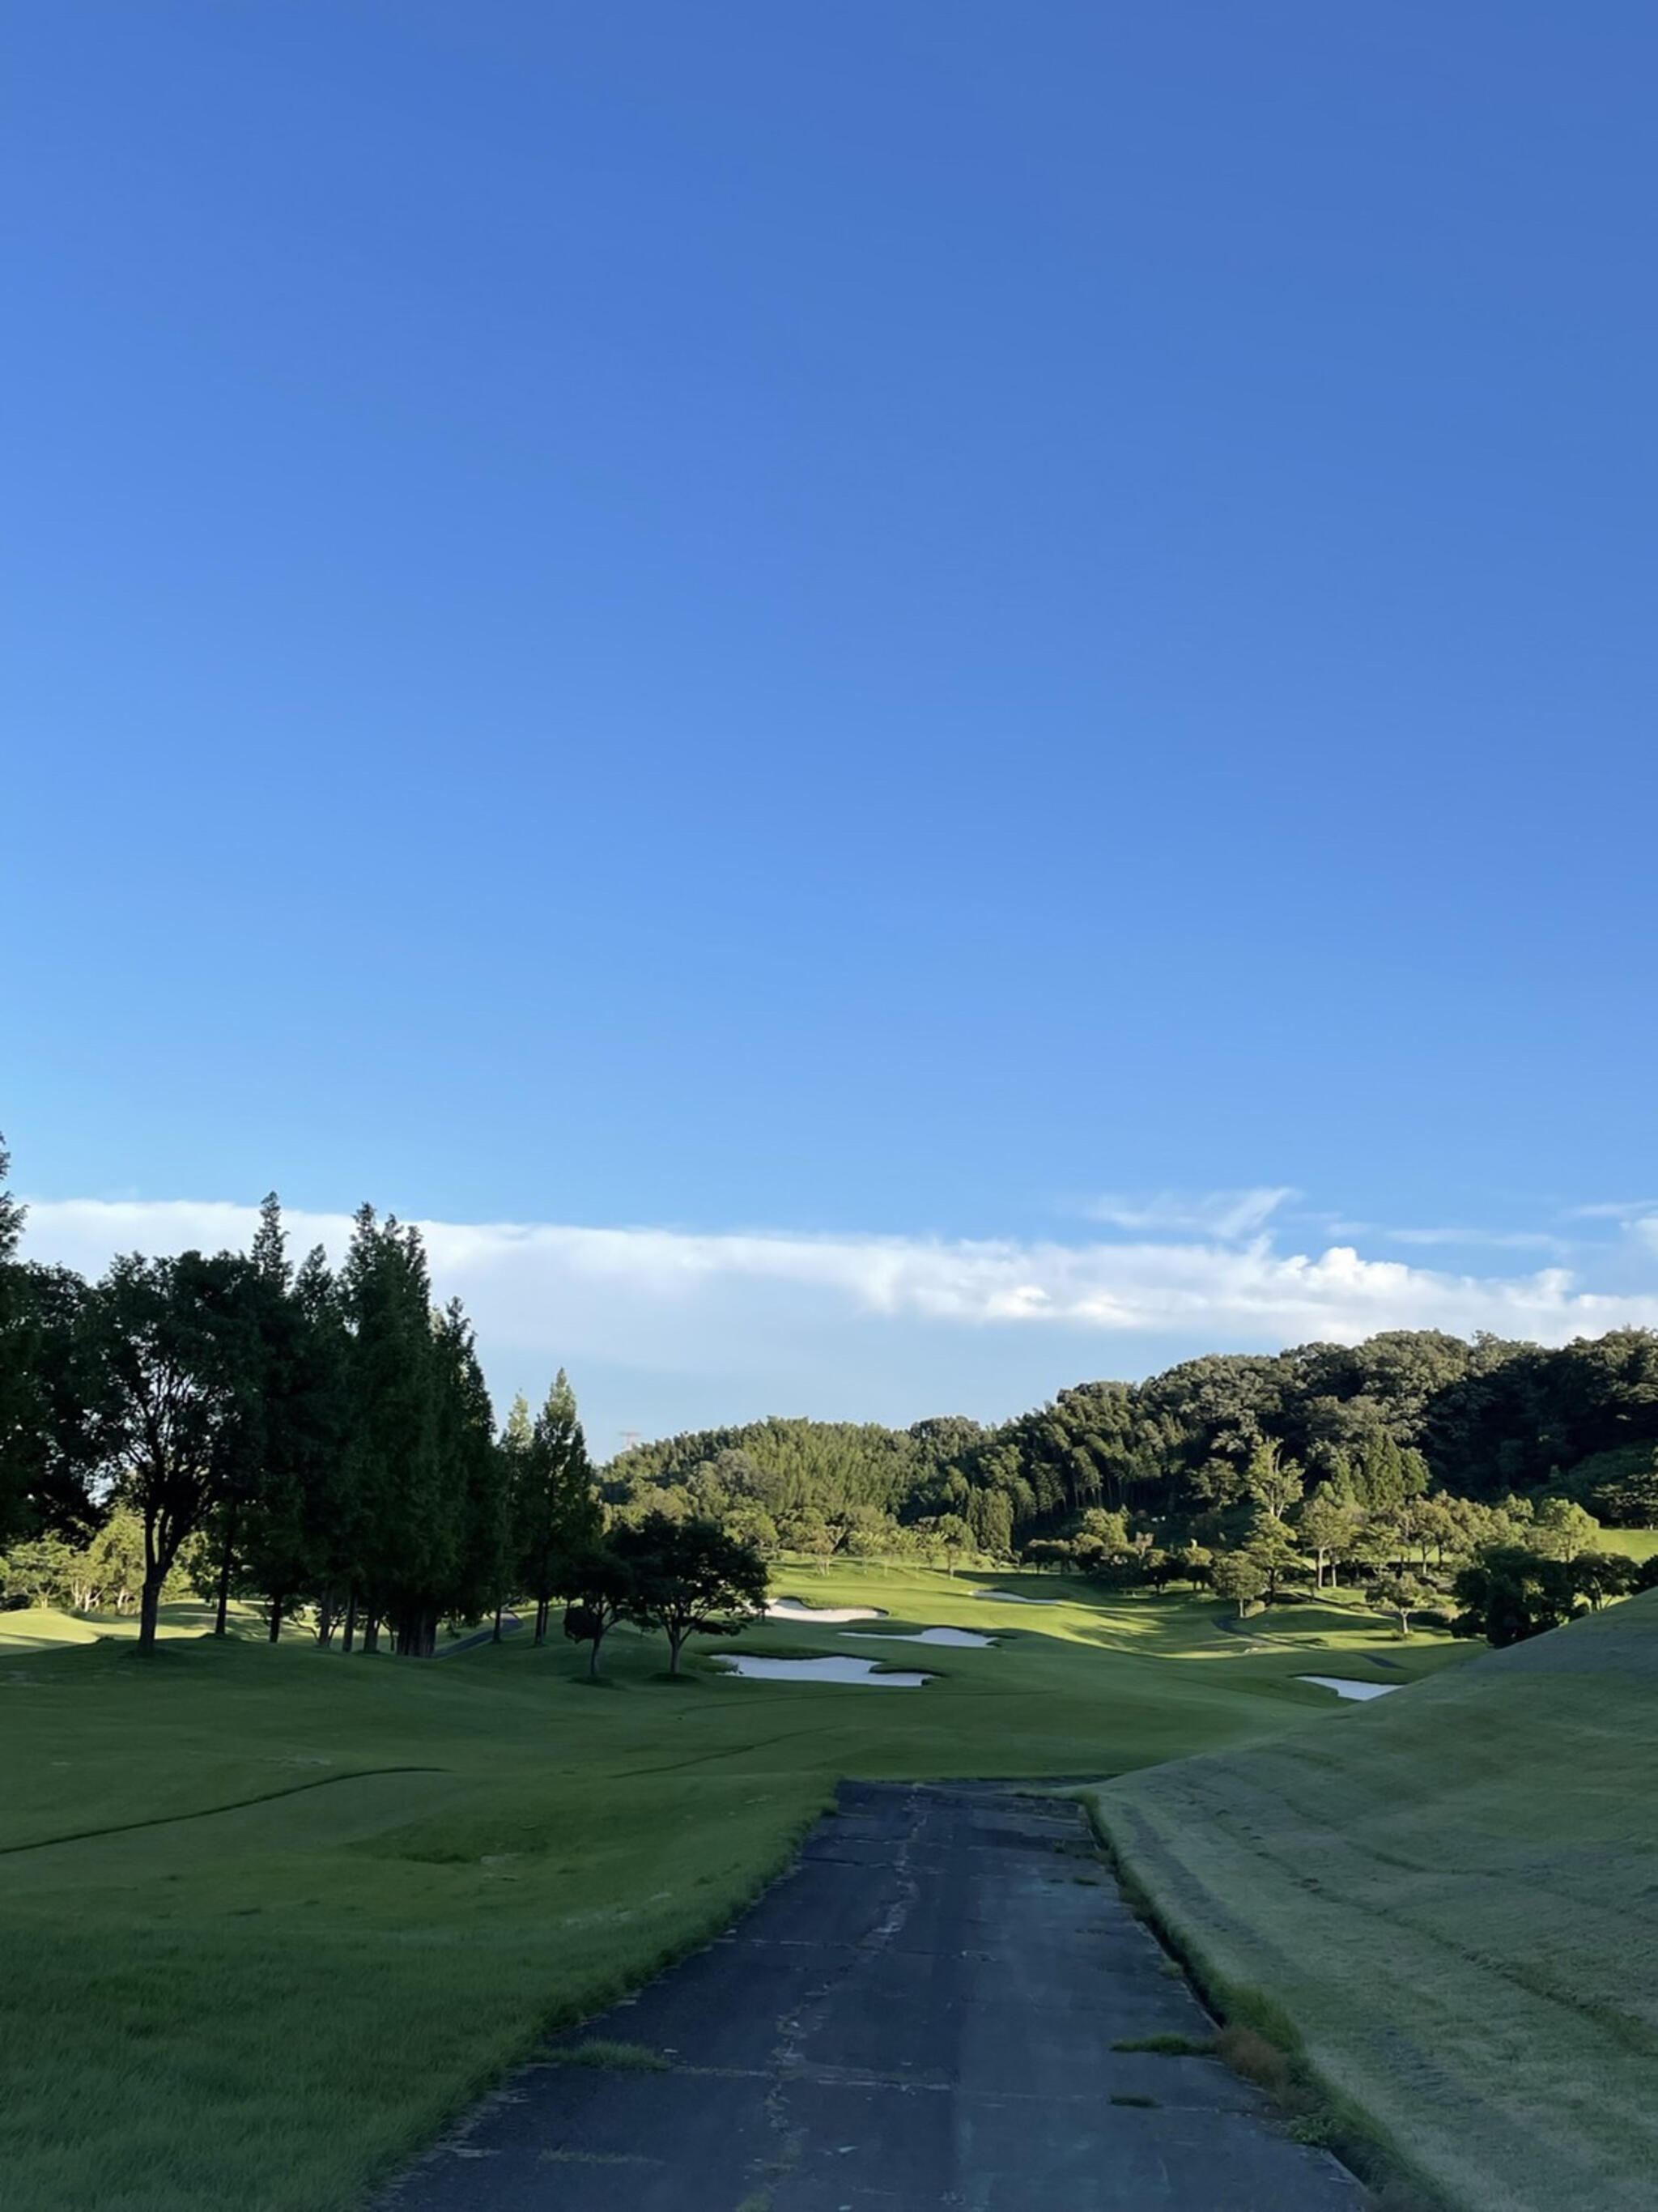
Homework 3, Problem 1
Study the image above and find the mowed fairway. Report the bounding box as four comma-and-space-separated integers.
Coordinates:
1, 1566, 1465, 2212
1090, 1592, 1658, 2212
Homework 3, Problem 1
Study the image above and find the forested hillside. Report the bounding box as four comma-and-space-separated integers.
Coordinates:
606, 1329, 1658, 1559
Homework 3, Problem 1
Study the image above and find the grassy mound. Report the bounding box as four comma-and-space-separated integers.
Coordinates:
1089, 1593, 1658, 2212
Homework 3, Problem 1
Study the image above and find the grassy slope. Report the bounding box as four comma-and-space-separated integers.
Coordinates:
0, 1565, 1463, 2212
1089, 1593, 1658, 2212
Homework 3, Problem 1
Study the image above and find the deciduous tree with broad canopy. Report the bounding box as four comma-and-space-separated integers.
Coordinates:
614, 1513, 767, 1675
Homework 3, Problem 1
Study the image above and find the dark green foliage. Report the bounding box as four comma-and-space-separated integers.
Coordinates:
510, 1369, 600, 1643
1, 1261, 102, 1548
1451, 1546, 1584, 1646
1570, 1549, 1638, 1610
1, 1143, 597, 1665
1557, 1440, 1658, 1526
231, 1238, 352, 1640
602, 1327, 1658, 1572
613, 1512, 769, 1674
2, 1141, 108, 1549
81, 1249, 270, 1651
1210, 1548, 1269, 1619
561, 1546, 636, 1678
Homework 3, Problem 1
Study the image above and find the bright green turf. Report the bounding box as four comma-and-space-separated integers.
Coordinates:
1599, 1525, 1658, 1561
0, 1568, 1468, 2212
0, 1598, 257, 1654
1089, 1592, 1658, 2212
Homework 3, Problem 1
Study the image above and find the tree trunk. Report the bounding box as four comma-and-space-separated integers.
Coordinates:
315, 1590, 338, 1646
588, 1627, 604, 1680
138, 1569, 165, 1655
667, 1625, 687, 1674
393, 1608, 438, 1657
491, 1602, 504, 1644
342, 1591, 358, 1653
213, 1506, 237, 1636
362, 1615, 380, 1653
534, 1594, 550, 1646
267, 1597, 283, 1644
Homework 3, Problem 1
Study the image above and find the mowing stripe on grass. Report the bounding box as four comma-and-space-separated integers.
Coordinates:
0, 1767, 449, 1857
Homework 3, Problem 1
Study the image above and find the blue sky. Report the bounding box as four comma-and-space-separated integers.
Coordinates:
8, 3, 1657, 1450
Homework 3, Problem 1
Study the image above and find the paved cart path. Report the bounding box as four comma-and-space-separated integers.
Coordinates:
384, 1781, 1359, 2212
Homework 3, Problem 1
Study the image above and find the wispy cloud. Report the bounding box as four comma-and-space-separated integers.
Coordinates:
1329, 1223, 1571, 1254
1079, 1187, 1297, 1240
1565, 1200, 1658, 1222
19, 1198, 1658, 1376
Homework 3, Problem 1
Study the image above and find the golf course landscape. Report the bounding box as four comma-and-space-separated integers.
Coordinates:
12, 5, 1658, 2205
2, 1564, 1474, 2211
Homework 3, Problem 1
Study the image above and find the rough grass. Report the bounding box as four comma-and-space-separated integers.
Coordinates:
551, 2039, 670, 2070
1088, 1593, 1658, 2212
0, 1568, 1469, 2211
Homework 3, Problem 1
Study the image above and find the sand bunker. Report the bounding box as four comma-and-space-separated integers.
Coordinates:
1297, 1675, 1401, 1701
764, 1600, 887, 1625
712, 1655, 933, 1687
842, 1627, 994, 1648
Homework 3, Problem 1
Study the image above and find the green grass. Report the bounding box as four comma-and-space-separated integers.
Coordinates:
551, 2039, 670, 2071
1088, 1592, 1658, 2212
0, 1597, 270, 1655
1598, 1525, 1658, 1562
0, 1568, 1469, 2211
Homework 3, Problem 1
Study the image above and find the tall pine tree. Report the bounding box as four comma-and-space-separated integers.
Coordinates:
512, 1369, 600, 1643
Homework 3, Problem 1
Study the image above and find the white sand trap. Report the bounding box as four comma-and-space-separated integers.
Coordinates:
712, 1655, 933, 1687
1298, 1675, 1401, 1701
972, 1589, 1060, 1606
765, 1600, 887, 1624
842, 1627, 995, 1648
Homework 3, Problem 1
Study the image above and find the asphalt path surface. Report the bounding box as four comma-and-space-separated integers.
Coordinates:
385, 1781, 1361, 2211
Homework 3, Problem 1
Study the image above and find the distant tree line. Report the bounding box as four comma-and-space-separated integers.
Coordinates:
602, 1331, 1658, 1645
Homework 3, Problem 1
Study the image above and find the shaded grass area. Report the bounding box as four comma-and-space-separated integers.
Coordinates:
1, 1568, 1466, 2211
1088, 1593, 1658, 2212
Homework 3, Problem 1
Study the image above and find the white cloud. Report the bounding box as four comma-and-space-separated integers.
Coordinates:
19, 1197, 1658, 1371
1080, 1187, 1297, 1239
1337, 1224, 1570, 1254
1567, 1199, 1658, 1222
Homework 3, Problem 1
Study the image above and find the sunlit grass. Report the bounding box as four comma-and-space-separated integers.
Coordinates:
0, 1562, 1473, 2211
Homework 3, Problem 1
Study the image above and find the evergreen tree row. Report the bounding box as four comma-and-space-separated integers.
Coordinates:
0, 1155, 602, 1657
